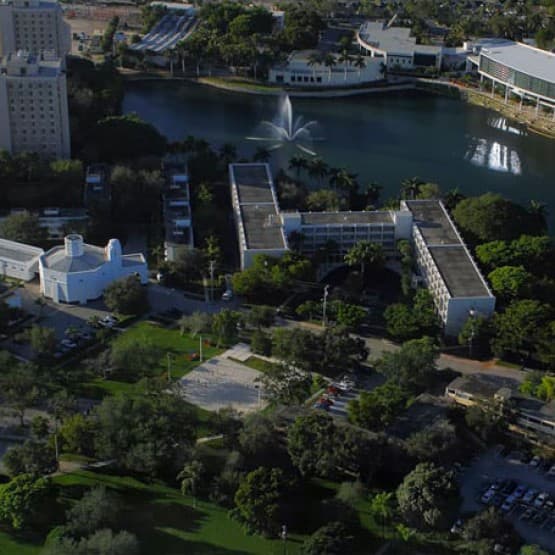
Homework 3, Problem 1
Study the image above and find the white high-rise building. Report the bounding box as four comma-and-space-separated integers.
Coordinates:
0, 51, 71, 158
0, 0, 71, 58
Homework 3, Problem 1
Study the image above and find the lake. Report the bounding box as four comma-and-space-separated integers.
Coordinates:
123, 81, 555, 222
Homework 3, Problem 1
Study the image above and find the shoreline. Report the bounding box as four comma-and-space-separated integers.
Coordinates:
120, 69, 555, 139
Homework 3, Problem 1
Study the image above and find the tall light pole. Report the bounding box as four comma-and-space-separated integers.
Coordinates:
468, 308, 476, 359
322, 285, 330, 327
199, 334, 203, 362
281, 524, 288, 555
167, 352, 172, 382
209, 260, 215, 303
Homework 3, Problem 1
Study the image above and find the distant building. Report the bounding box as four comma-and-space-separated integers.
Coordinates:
229, 163, 288, 270
0, 51, 71, 158
39, 234, 148, 304
269, 50, 384, 88
0, 237, 43, 281
0, 0, 71, 58
446, 374, 555, 444
402, 200, 495, 336
162, 159, 193, 262
357, 20, 468, 71
466, 39, 555, 113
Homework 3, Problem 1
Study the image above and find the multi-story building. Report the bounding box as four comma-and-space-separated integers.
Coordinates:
401, 200, 495, 336
0, 51, 70, 158
162, 159, 193, 262
0, 237, 44, 281
229, 163, 289, 270
0, 0, 71, 58
0, 207, 88, 239
281, 210, 412, 260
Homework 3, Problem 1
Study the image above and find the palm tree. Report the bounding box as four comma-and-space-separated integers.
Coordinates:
344, 241, 385, 282
330, 168, 358, 197
443, 187, 465, 210
323, 53, 336, 81
253, 147, 271, 163
307, 51, 322, 80
528, 200, 548, 220
370, 491, 394, 539
338, 49, 353, 81
177, 460, 204, 508
365, 182, 383, 206
308, 158, 329, 186
288, 155, 308, 179
400, 176, 424, 200
151, 245, 165, 267
353, 55, 366, 80
219, 143, 237, 165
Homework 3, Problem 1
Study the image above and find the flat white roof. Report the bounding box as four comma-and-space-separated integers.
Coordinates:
478, 39, 555, 84
0, 238, 44, 263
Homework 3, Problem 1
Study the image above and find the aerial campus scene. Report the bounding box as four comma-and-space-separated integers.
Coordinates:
0, 0, 555, 554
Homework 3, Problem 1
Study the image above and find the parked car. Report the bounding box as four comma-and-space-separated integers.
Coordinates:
534, 492, 549, 508
60, 339, 77, 349
491, 494, 504, 508
513, 484, 527, 498
221, 290, 233, 301
500, 480, 517, 495
501, 498, 515, 512
547, 464, 555, 478
481, 488, 496, 504
520, 508, 534, 521
523, 488, 538, 504
529, 455, 542, 468
545, 499, 554, 511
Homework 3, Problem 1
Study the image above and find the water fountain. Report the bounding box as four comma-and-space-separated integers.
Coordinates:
247, 94, 321, 156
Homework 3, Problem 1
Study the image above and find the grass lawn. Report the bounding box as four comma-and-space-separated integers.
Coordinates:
0, 532, 42, 555
232, 355, 279, 374
51, 470, 306, 555
84, 322, 223, 398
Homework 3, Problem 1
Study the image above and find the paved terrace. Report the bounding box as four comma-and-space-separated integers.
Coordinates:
300, 211, 394, 225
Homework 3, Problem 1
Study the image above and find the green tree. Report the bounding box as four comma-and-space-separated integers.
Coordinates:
301, 521, 353, 555
452, 193, 545, 244
0, 364, 41, 427
29, 325, 56, 355
344, 241, 384, 282
492, 299, 551, 358
384, 303, 420, 341
0, 474, 50, 530
462, 507, 520, 551
306, 189, 345, 211
246, 305, 275, 329
103, 275, 148, 315
93, 393, 195, 477
212, 309, 241, 346
178, 311, 212, 338
370, 491, 394, 538
3, 440, 57, 478
520, 546, 550, 555
178, 460, 204, 507
405, 419, 460, 465
376, 337, 438, 390
334, 302, 366, 331
233, 466, 288, 535
396, 462, 458, 530
0, 212, 47, 244
110, 337, 162, 379
44, 529, 139, 555
59, 413, 97, 456
458, 313, 493, 358
250, 329, 272, 356
65, 486, 121, 538
257, 363, 311, 405
488, 265, 532, 300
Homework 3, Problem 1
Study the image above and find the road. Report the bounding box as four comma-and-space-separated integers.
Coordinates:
278, 318, 526, 383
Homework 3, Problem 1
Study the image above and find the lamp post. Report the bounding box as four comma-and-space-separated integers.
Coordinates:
281, 524, 288, 555
322, 285, 330, 327
199, 335, 203, 362
468, 308, 476, 359
167, 352, 172, 382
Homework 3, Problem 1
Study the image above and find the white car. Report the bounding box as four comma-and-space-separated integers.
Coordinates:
60, 339, 77, 349
481, 488, 496, 504
221, 290, 233, 301
534, 492, 549, 508
547, 464, 555, 478
529, 455, 541, 467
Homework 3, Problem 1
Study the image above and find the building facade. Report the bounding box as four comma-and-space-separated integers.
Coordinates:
39, 234, 148, 304
0, 0, 71, 58
269, 50, 384, 88
162, 160, 193, 262
467, 39, 555, 114
0, 51, 71, 158
0, 237, 44, 281
402, 200, 496, 336
356, 21, 467, 71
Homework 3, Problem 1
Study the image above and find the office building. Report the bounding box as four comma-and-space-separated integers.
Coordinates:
0, 0, 71, 58
0, 51, 71, 158
39, 234, 148, 304
402, 200, 495, 336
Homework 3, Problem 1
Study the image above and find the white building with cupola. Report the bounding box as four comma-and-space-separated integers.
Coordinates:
38, 234, 148, 304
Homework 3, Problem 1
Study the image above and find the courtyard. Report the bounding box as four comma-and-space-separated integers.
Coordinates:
180, 350, 265, 414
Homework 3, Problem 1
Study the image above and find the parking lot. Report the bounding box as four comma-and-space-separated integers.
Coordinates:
460, 448, 555, 550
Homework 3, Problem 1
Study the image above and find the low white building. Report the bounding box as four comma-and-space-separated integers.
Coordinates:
39, 234, 148, 304
269, 50, 384, 88
0, 238, 44, 281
